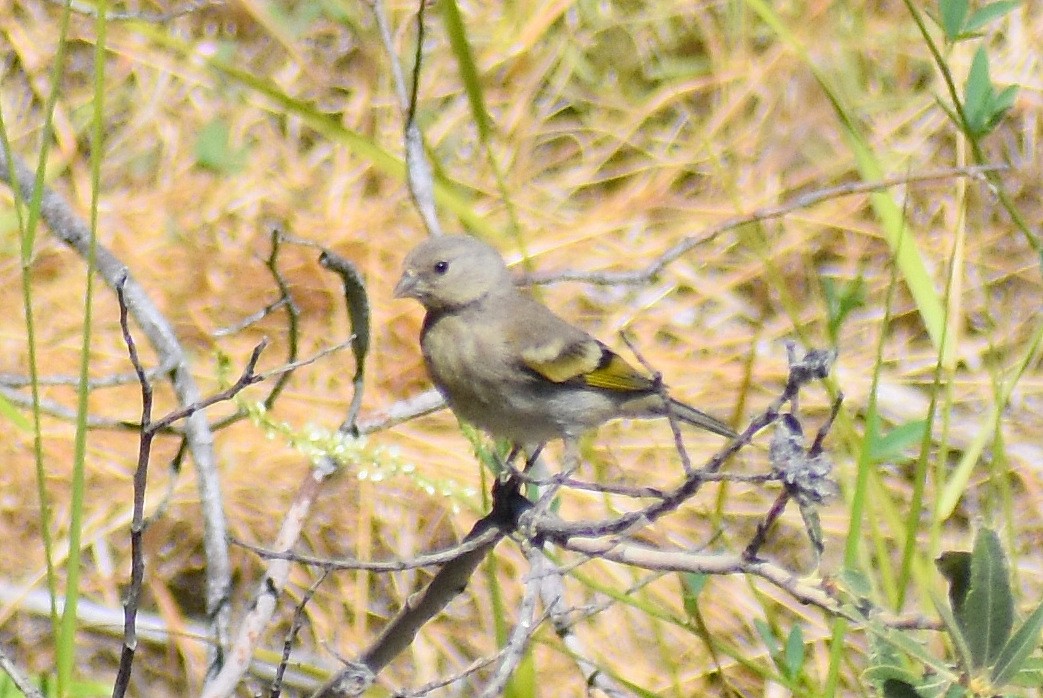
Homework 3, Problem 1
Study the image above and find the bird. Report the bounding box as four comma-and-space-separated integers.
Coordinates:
394, 235, 736, 463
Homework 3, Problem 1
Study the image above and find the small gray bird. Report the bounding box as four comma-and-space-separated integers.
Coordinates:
394, 235, 736, 457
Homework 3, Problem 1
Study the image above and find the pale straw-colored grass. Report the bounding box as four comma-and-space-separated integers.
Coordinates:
1, 0, 1041, 694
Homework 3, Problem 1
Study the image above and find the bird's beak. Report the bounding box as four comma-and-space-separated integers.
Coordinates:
394, 271, 418, 299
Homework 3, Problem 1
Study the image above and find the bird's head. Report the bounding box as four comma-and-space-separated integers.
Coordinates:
394, 235, 511, 311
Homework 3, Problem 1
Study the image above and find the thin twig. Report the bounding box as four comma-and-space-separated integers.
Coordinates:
262, 228, 302, 411
211, 298, 289, 337
112, 273, 154, 698
476, 547, 545, 698
233, 526, 504, 572
534, 347, 834, 542
0, 138, 233, 681
270, 569, 331, 698
371, 0, 443, 236
147, 341, 268, 434
621, 331, 695, 476
0, 385, 169, 432
256, 340, 355, 382
0, 364, 174, 389
393, 653, 501, 697
310, 480, 528, 697
353, 388, 446, 435
530, 551, 631, 697
742, 489, 792, 562
0, 644, 44, 698
203, 457, 341, 698
518, 471, 777, 498
521, 165, 1006, 287
560, 537, 935, 631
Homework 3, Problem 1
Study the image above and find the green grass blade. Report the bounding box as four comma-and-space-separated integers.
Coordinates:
744, 0, 947, 358
438, 0, 492, 141
57, 7, 110, 694
937, 316, 1043, 518
134, 26, 495, 238
5, 0, 80, 675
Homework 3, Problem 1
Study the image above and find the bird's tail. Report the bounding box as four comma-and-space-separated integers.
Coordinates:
667, 397, 737, 439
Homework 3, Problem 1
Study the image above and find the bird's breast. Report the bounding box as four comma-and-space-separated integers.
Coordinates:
419, 311, 568, 442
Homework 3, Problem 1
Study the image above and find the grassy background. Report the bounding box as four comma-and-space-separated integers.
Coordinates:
1, 0, 1041, 695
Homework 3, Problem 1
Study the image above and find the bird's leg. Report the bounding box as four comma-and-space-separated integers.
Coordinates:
498, 444, 524, 485
522, 444, 545, 472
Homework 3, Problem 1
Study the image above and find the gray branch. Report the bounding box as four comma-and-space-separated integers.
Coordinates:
0, 142, 233, 678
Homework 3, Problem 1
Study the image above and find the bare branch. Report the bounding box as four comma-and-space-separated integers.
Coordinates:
371, 0, 443, 236
477, 547, 544, 698
233, 526, 503, 572
534, 346, 834, 542
310, 480, 528, 697
261, 228, 302, 411
393, 654, 500, 697
0, 140, 233, 679
0, 644, 44, 698
0, 363, 174, 389
0, 384, 157, 431
212, 298, 290, 338
202, 457, 340, 698
530, 552, 631, 698
354, 388, 446, 435
521, 165, 1005, 287
269, 570, 330, 698
147, 341, 268, 433
112, 273, 155, 698
560, 537, 935, 631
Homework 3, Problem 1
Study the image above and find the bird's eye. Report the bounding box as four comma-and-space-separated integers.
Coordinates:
433, 260, 449, 275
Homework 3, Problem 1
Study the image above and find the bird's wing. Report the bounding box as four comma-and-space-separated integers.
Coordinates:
508, 297, 653, 391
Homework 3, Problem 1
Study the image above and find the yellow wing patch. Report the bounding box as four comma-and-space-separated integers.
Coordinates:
523, 338, 601, 383
523, 338, 652, 392
581, 351, 654, 391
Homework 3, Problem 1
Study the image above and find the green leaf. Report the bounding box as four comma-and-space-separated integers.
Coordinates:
754, 618, 781, 656
964, 1, 1020, 34
783, 624, 805, 679
857, 601, 961, 678
933, 588, 974, 671
194, 119, 248, 174
986, 83, 1020, 131
963, 46, 993, 135
991, 600, 1043, 686
960, 528, 1014, 668
939, 0, 969, 40
839, 567, 873, 598
865, 661, 905, 683
937, 682, 967, 698
0, 392, 31, 431
821, 275, 866, 346
865, 664, 922, 688
504, 644, 536, 698
679, 572, 707, 621
868, 419, 929, 463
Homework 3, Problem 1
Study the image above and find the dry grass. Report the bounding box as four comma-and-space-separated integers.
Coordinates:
1, 0, 1042, 695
